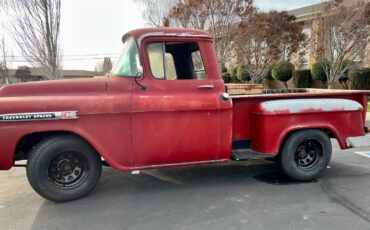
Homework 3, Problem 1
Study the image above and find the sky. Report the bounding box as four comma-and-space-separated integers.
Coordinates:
254, 0, 322, 11
0, 0, 322, 71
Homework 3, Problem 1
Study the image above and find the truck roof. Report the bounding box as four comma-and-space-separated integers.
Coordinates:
125, 28, 213, 43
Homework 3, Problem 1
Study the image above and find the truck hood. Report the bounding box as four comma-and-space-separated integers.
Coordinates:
0, 77, 107, 97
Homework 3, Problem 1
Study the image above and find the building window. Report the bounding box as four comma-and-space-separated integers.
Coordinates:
299, 28, 311, 70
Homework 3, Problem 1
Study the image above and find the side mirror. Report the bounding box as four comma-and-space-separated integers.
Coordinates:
135, 70, 143, 78
135, 71, 146, 92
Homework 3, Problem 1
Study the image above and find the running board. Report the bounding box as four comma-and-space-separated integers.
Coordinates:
347, 134, 370, 148
231, 149, 275, 161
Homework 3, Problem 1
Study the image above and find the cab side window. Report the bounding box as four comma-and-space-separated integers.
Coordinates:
147, 42, 206, 80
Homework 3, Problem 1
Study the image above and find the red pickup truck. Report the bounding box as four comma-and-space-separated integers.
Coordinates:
0, 28, 369, 202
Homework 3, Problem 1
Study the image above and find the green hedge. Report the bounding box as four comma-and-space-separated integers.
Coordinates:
264, 66, 273, 80
222, 72, 231, 83
229, 66, 238, 78
348, 68, 370, 90
311, 60, 329, 82
272, 61, 294, 85
221, 65, 228, 74
293, 69, 312, 88
236, 65, 251, 82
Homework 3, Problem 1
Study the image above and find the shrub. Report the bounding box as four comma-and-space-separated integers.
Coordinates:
228, 66, 241, 83
221, 65, 228, 74
272, 61, 294, 88
263, 66, 273, 80
236, 65, 251, 82
293, 69, 312, 88
222, 72, 231, 83
232, 77, 242, 83
229, 66, 238, 78
348, 68, 370, 90
311, 60, 329, 82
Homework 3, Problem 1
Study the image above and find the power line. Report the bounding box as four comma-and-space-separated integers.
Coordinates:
62, 53, 120, 57
0, 53, 121, 58
6, 56, 119, 62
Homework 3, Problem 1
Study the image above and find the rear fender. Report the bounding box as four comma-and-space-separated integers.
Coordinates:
250, 99, 364, 154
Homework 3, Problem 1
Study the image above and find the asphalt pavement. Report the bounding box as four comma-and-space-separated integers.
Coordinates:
2, 136, 370, 229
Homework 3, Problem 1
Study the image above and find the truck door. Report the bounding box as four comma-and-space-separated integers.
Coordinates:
131, 38, 228, 166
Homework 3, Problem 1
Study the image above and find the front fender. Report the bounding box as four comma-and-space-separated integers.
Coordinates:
0, 113, 133, 171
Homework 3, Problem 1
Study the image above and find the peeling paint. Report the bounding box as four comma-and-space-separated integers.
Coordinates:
259, 99, 363, 114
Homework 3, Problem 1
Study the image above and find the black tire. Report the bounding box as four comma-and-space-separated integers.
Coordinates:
279, 129, 332, 181
26, 135, 102, 202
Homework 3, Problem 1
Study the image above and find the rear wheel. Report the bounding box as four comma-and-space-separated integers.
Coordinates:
27, 135, 102, 202
280, 130, 332, 181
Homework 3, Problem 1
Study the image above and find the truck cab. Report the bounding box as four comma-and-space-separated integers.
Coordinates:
110, 28, 233, 166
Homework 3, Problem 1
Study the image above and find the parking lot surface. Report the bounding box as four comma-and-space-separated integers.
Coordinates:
1, 139, 370, 230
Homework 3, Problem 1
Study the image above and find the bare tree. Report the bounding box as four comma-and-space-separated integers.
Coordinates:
313, 0, 370, 88
236, 11, 306, 83
167, 0, 255, 67
0, 0, 7, 9
135, 0, 177, 27
95, 57, 113, 75
0, 1, 10, 85
6, 0, 62, 79
0, 36, 10, 85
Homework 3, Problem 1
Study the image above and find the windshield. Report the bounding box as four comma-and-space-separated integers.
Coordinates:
112, 36, 142, 77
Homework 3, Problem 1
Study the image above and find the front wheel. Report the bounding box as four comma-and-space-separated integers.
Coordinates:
279, 129, 332, 181
27, 135, 102, 202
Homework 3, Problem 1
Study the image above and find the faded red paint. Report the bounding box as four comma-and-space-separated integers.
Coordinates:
232, 92, 369, 141
128, 27, 212, 42
0, 28, 369, 171
250, 105, 364, 154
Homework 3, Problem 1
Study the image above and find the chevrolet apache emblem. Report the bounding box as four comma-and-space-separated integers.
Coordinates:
0, 111, 78, 122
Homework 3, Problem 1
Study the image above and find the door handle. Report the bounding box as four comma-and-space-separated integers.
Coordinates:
197, 84, 214, 89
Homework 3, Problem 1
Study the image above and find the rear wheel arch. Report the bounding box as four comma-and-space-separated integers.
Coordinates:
278, 127, 337, 155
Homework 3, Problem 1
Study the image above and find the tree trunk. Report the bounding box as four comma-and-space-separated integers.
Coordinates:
339, 81, 348, 89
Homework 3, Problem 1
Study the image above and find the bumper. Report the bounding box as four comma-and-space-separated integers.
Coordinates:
347, 134, 370, 148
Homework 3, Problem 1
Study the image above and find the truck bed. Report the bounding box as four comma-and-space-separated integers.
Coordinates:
231, 88, 370, 141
